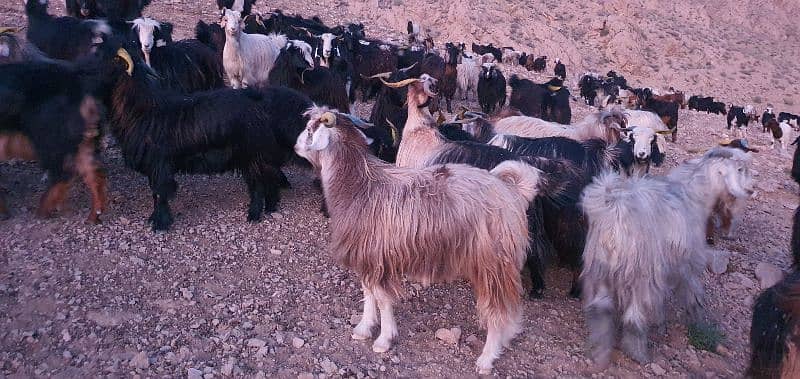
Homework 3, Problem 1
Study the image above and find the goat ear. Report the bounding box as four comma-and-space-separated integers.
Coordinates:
307, 126, 332, 151
651, 138, 665, 166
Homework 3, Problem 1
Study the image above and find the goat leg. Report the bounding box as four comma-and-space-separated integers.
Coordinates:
148, 171, 177, 231
244, 170, 265, 223
0, 190, 8, 220
75, 140, 107, 224
37, 180, 70, 219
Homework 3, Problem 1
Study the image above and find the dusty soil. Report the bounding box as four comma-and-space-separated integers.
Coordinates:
1, 0, 798, 377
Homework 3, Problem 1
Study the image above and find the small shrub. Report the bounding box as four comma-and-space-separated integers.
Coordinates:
688, 322, 725, 352
752, 96, 763, 104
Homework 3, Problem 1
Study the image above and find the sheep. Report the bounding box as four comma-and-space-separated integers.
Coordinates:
130, 17, 224, 93
295, 106, 543, 374
25, 0, 111, 61
749, 140, 800, 378
493, 109, 628, 144
0, 51, 112, 223
105, 48, 311, 230
216, 0, 257, 16
477, 63, 507, 114
268, 41, 349, 112
65, 0, 150, 20
509, 75, 571, 124
456, 56, 481, 101
222, 9, 287, 89
581, 147, 754, 368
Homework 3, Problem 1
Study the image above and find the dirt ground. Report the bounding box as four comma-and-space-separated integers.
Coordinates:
1, 0, 798, 378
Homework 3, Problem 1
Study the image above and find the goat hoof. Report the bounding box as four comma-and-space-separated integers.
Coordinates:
528, 289, 544, 300
247, 213, 262, 223
150, 214, 173, 231
86, 216, 102, 225
371, 339, 392, 353
706, 237, 715, 245
568, 286, 582, 299
475, 355, 494, 375
0, 212, 9, 221
351, 331, 371, 340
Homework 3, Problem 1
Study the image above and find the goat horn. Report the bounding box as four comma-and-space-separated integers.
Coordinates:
364, 72, 392, 79
379, 77, 419, 88
386, 119, 400, 148
398, 62, 418, 73
116, 48, 134, 76
655, 130, 673, 135
0, 27, 20, 34
320, 112, 336, 127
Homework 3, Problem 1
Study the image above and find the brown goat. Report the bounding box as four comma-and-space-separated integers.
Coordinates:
295, 106, 543, 374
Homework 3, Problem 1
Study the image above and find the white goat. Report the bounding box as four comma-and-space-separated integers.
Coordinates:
580, 147, 754, 368
493, 109, 628, 144
222, 9, 287, 89
130, 18, 168, 67
457, 56, 481, 101
296, 107, 541, 374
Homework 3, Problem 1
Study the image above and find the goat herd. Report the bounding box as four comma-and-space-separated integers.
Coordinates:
0, 0, 798, 376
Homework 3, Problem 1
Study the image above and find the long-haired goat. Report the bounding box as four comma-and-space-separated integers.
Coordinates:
222, 9, 287, 89
439, 42, 462, 113
456, 55, 481, 101
748, 138, 800, 378
295, 106, 543, 374
106, 48, 311, 230
130, 18, 224, 93
25, 0, 111, 61
581, 147, 754, 368
494, 109, 627, 144
477, 63, 507, 114
765, 120, 793, 153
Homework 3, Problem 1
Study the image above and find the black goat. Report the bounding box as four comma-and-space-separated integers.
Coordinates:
268, 41, 349, 112
471, 42, 502, 62
26, 0, 111, 61
350, 37, 399, 101
477, 63, 506, 114
195, 20, 226, 62
509, 75, 571, 124
0, 45, 121, 222
0, 28, 50, 64
106, 49, 312, 231
779, 111, 800, 126
65, 0, 150, 20
130, 18, 223, 94
528, 56, 547, 72
216, 0, 257, 16
748, 139, 800, 378
642, 97, 679, 142
553, 58, 566, 79
367, 68, 421, 162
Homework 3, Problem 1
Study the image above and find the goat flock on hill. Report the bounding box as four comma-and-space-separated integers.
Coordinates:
1, 0, 798, 375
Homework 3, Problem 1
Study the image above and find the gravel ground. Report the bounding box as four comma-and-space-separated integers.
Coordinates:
1, 1, 797, 378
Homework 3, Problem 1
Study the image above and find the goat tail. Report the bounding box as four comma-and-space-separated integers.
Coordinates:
490, 160, 543, 203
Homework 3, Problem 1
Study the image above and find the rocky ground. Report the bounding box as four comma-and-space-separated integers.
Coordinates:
1, 0, 799, 377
